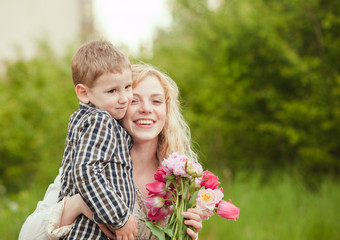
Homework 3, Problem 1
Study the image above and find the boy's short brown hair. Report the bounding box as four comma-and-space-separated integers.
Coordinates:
72, 40, 131, 87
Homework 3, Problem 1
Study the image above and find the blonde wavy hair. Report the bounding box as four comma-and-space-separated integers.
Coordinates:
131, 63, 198, 162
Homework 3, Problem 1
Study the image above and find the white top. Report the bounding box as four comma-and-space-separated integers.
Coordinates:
19, 169, 62, 240
18, 168, 166, 240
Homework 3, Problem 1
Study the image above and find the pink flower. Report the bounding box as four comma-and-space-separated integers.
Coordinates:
148, 206, 171, 220
164, 191, 173, 205
162, 153, 189, 177
196, 188, 224, 211
145, 195, 165, 209
154, 167, 167, 183
200, 208, 215, 220
194, 178, 202, 188
216, 200, 240, 221
200, 171, 221, 190
186, 161, 203, 177
146, 181, 167, 197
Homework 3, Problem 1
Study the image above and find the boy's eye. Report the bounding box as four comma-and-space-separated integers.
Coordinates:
108, 89, 116, 93
125, 84, 132, 90
131, 98, 139, 103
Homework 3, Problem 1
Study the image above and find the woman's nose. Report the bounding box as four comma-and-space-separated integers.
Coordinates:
139, 101, 152, 113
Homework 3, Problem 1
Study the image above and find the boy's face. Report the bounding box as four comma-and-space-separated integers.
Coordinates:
86, 69, 133, 119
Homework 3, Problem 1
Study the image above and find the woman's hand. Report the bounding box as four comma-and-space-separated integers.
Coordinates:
182, 208, 203, 240
61, 194, 115, 239
60, 194, 92, 226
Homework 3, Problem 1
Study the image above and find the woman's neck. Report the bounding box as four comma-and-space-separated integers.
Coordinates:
131, 138, 159, 169
131, 139, 159, 196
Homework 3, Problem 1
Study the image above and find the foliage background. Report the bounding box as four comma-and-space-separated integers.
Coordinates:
1, 0, 340, 239
145, 0, 340, 182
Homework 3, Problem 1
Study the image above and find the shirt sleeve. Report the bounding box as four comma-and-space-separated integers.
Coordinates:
72, 112, 132, 229
18, 168, 62, 240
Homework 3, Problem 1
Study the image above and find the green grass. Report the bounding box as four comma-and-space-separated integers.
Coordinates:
200, 172, 340, 240
1, 172, 340, 239
0, 188, 40, 239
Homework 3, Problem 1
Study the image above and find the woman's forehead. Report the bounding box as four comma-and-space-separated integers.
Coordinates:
134, 75, 165, 95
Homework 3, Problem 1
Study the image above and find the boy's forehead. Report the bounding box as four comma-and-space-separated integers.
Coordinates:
95, 70, 131, 84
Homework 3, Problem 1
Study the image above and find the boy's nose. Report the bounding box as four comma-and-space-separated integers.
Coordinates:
118, 92, 129, 104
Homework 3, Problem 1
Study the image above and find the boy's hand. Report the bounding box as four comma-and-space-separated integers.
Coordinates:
97, 223, 115, 239
113, 214, 138, 240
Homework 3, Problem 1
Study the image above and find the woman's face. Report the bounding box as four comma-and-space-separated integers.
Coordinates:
122, 75, 166, 143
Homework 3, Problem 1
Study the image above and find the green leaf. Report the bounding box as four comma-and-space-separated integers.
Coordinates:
166, 175, 176, 181
164, 225, 174, 237
188, 190, 199, 207
165, 179, 172, 189
176, 214, 184, 239
182, 181, 190, 198
144, 221, 166, 240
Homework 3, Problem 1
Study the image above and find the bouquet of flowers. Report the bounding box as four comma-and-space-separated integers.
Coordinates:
143, 152, 240, 240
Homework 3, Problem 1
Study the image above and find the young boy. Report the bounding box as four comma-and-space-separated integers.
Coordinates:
58, 40, 136, 239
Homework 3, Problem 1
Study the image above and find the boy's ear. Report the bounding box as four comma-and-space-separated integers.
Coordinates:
75, 84, 90, 104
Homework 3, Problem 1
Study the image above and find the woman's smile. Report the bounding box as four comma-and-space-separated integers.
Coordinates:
135, 119, 155, 128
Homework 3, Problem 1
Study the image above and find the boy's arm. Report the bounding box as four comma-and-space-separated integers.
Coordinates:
72, 112, 134, 230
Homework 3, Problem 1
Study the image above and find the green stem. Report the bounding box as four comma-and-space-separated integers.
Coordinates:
172, 177, 182, 239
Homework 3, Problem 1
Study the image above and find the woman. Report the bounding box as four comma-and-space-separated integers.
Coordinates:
19, 63, 202, 240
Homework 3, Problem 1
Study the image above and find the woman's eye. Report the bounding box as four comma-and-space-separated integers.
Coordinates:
153, 99, 164, 104
108, 89, 116, 93
131, 98, 138, 103
125, 84, 132, 90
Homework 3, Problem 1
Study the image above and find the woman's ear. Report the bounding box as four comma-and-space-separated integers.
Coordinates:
75, 84, 90, 104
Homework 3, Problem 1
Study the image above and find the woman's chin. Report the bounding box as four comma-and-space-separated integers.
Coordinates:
132, 133, 159, 143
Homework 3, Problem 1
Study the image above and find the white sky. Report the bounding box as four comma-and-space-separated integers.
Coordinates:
0, 0, 172, 63
93, 0, 172, 53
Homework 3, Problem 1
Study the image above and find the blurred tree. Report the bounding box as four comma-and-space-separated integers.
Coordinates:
144, 0, 340, 179
0, 41, 77, 192
1, 0, 340, 192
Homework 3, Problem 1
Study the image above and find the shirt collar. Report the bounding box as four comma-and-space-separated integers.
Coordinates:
79, 102, 96, 110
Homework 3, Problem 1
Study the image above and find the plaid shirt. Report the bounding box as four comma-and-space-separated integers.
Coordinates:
59, 102, 135, 239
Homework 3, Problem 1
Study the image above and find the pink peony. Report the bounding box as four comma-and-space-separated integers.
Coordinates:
196, 188, 224, 211
162, 153, 189, 177
194, 178, 202, 189
200, 171, 221, 190
186, 161, 203, 177
200, 208, 215, 220
146, 181, 167, 197
216, 200, 240, 221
